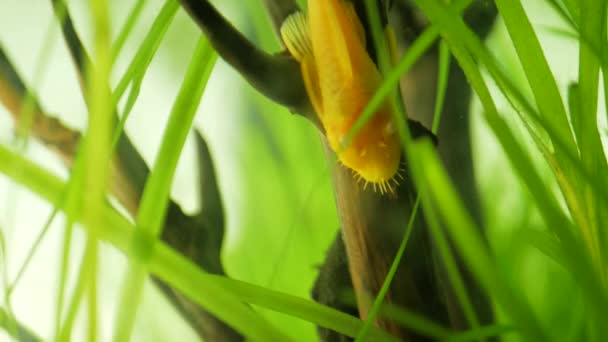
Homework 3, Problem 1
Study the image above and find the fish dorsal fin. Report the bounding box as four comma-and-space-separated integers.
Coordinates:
280, 11, 313, 62
301, 59, 324, 118
280, 11, 324, 118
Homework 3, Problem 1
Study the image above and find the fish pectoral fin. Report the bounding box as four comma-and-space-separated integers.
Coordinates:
280, 11, 313, 62
281, 12, 324, 119
301, 58, 324, 119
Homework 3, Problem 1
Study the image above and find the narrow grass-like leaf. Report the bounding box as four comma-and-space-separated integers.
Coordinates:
361, 0, 412, 147
56, 250, 93, 341
52, 149, 95, 340
494, 0, 576, 153
112, 0, 179, 102
113, 37, 217, 341
410, 140, 548, 341
603, 39, 608, 127
111, 79, 142, 148
0, 307, 42, 342
411, 0, 608, 317
544, 19, 608, 165
575, 0, 608, 278
357, 26, 453, 339
0, 231, 18, 339
447, 324, 517, 341
347, 289, 496, 340
561, 0, 581, 23
80, 0, 114, 338
523, 229, 568, 269
111, 0, 180, 149
417, 0, 583, 181
342, 0, 473, 148
355, 199, 420, 341
374, 303, 452, 340
0, 144, 396, 341
567, 82, 582, 145
356, 2, 482, 337
454, 0, 608, 248
153, 249, 398, 342
53, 159, 83, 340
544, 0, 579, 30
432, 40, 451, 133
7, 207, 61, 295
0, 7, 66, 325
424, 199, 480, 330
111, 0, 147, 64
405, 4, 550, 336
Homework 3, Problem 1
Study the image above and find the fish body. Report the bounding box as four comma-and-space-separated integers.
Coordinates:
282, 0, 401, 192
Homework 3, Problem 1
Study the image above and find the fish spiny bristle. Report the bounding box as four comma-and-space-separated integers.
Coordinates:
390, 177, 400, 186
386, 180, 396, 195
396, 168, 405, 181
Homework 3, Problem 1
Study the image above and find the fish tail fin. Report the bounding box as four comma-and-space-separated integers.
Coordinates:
301, 59, 324, 117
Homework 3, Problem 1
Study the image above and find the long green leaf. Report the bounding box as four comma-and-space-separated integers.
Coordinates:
575, 0, 608, 278
113, 36, 217, 341
432, 40, 451, 133
111, 0, 180, 149
112, 0, 179, 102
494, 0, 576, 154
561, 0, 581, 23
410, 0, 608, 319
410, 140, 548, 341
0, 144, 397, 341
409, 2, 551, 338
355, 199, 420, 341
0, 307, 41, 342
343, 0, 473, 148
423, 198, 480, 330
80, 0, 114, 338
111, 0, 147, 63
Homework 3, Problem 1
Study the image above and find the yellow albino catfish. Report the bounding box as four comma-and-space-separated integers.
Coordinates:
281, 0, 401, 194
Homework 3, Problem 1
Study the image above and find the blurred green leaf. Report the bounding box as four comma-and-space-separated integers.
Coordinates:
113, 36, 217, 341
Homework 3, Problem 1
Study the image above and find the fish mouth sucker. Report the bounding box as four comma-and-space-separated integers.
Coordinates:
350, 158, 402, 195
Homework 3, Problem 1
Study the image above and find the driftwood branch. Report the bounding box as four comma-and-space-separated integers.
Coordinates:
180, 0, 447, 338
260, 0, 300, 38
179, 0, 313, 120
50, 0, 90, 90
156, 132, 242, 341
0, 48, 80, 164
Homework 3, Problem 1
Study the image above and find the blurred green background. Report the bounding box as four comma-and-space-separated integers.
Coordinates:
0, 0, 603, 341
